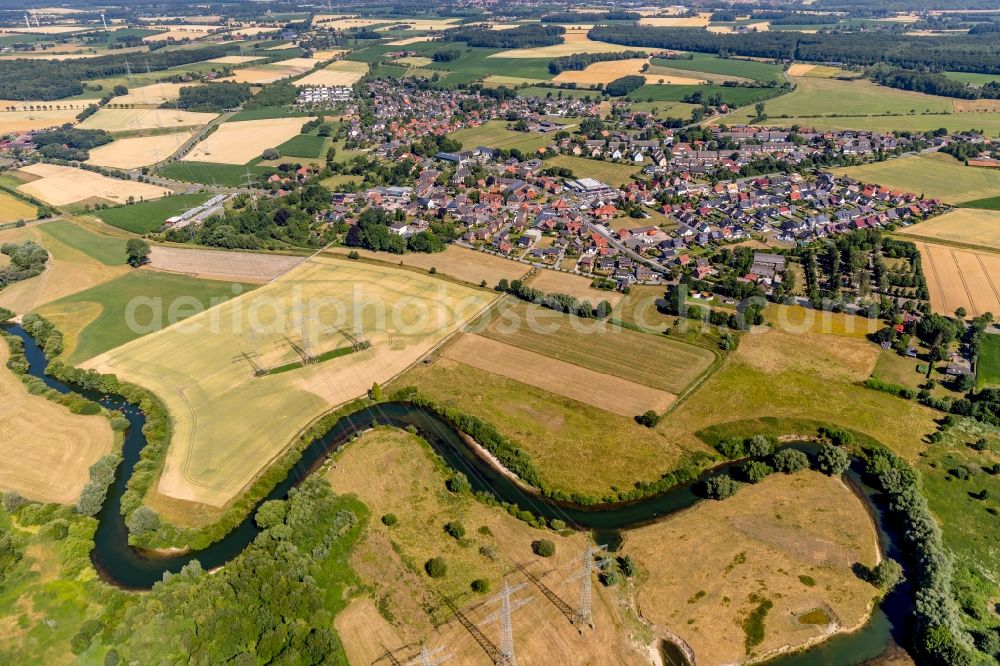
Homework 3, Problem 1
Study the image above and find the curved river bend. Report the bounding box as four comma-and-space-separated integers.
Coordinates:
6, 324, 911, 664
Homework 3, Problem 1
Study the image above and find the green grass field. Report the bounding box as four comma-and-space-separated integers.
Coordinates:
628, 83, 782, 107
277, 133, 326, 158
963, 195, 1000, 210
944, 71, 1000, 87
92, 193, 211, 234
650, 54, 784, 83
351, 42, 554, 82
979, 333, 1000, 387
478, 300, 716, 394
543, 154, 643, 187
834, 152, 1000, 204
158, 161, 277, 186
36, 271, 254, 364
38, 219, 126, 266
448, 121, 553, 154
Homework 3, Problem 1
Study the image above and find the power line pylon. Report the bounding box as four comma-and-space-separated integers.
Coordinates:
232, 350, 265, 377
515, 561, 576, 627
406, 645, 450, 666
564, 545, 608, 629
481, 578, 532, 666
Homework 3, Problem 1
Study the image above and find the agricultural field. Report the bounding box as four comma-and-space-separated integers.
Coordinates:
220, 57, 323, 84
0, 339, 114, 504
915, 242, 1000, 317
978, 333, 1000, 387
526, 267, 624, 306
0, 108, 81, 133
488, 30, 659, 59
447, 120, 553, 154
184, 117, 316, 165
898, 208, 1000, 252
785, 63, 852, 77
111, 82, 188, 106
294, 59, 368, 86
147, 246, 304, 283
443, 333, 676, 416
0, 191, 37, 223
157, 161, 277, 186
628, 83, 781, 107
17, 164, 171, 207
478, 299, 715, 394
650, 53, 785, 83
944, 71, 1000, 87
764, 303, 882, 339
327, 428, 640, 665
77, 108, 218, 132
276, 132, 326, 159
84, 256, 495, 510
542, 154, 642, 187
37, 218, 127, 266
36, 270, 254, 364
835, 153, 1000, 205
327, 245, 527, 286
552, 58, 655, 86
92, 193, 212, 234
624, 470, 880, 664
86, 131, 196, 169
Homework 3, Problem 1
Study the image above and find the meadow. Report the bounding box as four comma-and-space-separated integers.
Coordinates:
448, 120, 553, 154
542, 154, 642, 186
38, 219, 127, 265
36, 271, 252, 364
628, 83, 782, 107
649, 53, 785, 83
979, 334, 1000, 387
834, 153, 1000, 205
92, 193, 212, 234
158, 161, 277, 186
625, 470, 880, 664
84, 256, 494, 510
0, 339, 114, 504
276, 132, 327, 159
477, 300, 716, 395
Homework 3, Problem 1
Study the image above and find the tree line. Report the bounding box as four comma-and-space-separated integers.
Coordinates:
541, 11, 639, 23
32, 127, 113, 161
869, 66, 1000, 100
168, 82, 253, 112
548, 50, 649, 75
442, 24, 565, 49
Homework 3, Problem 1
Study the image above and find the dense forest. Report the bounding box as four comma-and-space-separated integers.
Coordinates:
170, 82, 254, 111
442, 24, 565, 49
869, 66, 1000, 100
605, 75, 646, 97
32, 128, 114, 161
548, 50, 649, 75
588, 25, 1000, 74
0, 44, 233, 100
0, 241, 48, 289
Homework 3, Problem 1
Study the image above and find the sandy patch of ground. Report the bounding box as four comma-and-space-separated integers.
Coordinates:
147, 246, 305, 283
0, 109, 80, 133
0, 339, 114, 504
527, 268, 624, 306
85, 255, 495, 508
86, 131, 196, 169
295, 60, 368, 87
917, 241, 1000, 317
17, 163, 171, 206
624, 470, 880, 665
443, 334, 676, 416
184, 116, 315, 165
78, 108, 217, 132
328, 246, 528, 286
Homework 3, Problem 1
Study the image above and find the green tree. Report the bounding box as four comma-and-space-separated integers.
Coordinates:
772, 448, 809, 474
425, 557, 448, 578
125, 238, 150, 267
815, 443, 851, 476
532, 539, 555, 557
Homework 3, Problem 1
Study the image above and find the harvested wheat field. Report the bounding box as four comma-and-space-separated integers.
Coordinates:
386, 36, 429, 46
309, 49, 347, 60
78, 108, 217, 132
148, 246, 305, 283
786, 63, 816, 76
624, 470, 879, 665
899, 208, 1000, 252
184, 116, 316, 165
0, 339, 114, 504
553, 58, 651, 85
295, 60, 368, 87
17, 164, 171, 206
444, 334, 676, 416
329, 427, 643, 666
206, 55, 266, 65
328, 245, 528, 286
492, 33, 659, 59
0, 109, 80, 133
86, 131, 196, 169
0, 192, 36, 223
918, 242, 1000, 317
85, 255, 495, 510
527, 268, 624, 306
111, 82, 188, 106
221, 57, 323, 84
640, 14, 711, 27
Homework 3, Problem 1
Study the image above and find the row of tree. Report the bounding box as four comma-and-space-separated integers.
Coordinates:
870, 66, 1000, 100
548, 50, 649, 75
442, 24, 565, 49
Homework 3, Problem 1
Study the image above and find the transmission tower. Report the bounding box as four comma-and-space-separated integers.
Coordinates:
480, 578, 532, 666
406, 645, 450, 666
123, 58, 133, 82
100, 11, 108, 30
563, 545, 607, 629
232, 350, 265, 377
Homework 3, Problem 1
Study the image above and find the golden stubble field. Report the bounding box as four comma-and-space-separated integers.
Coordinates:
327, 245, 529, 286
0, 339, 114, 504
624, 470, 880, 664
328, 428, 644, 666
17, 163, 171, 206
294, 60, 369, 87
900, 208, 1000, 251
916, 241, 1000, 317
84, 256, 496, 510
86, 131, 196, 169
78, 108, 218, 132
183, 117, 316, 165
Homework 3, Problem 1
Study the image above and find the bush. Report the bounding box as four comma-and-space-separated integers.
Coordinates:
636, 410, 661, 427
444, 521, 466, 539
815, 443, 851, 476
701, 474, 740, 500
381, 513, 398, 526
425, 557, 447, 578
126, 506, 160, 536
532, 539, 555, 557
772, 448, 809, 474
745, 435, 774, 458
739, 460, 773, 484
445, 473, 472, 494
471, 578, 490, 594
868, 558, 904, 590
